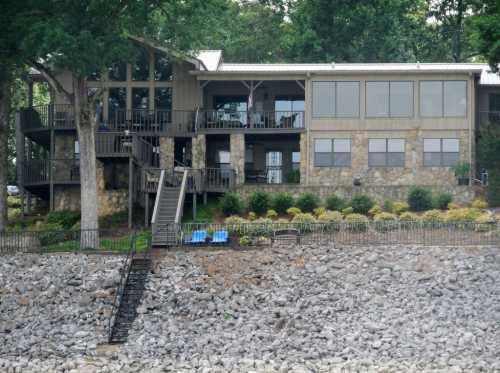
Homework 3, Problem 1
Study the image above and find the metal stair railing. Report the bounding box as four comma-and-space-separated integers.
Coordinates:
175, 170, 188, 224
151, 170, 166, 238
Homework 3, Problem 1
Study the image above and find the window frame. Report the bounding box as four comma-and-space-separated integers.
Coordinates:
368, 138, 406, 168
365, 81, 414, 118
312, 81, 360, 119
423, 138, 460, 167
313, 138, 351, 168
420, 80, 468, 118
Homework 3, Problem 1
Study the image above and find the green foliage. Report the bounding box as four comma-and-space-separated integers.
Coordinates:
248, 211, 257, 221
325, 194, 346, 211
350, 194, 374, 215
239, 236, 251, 246
248, 191, 270, 216
453, 161, 471, 178
98, 211, 127, 229
408, 187, 433, 212
313, 207, 326, 217
399, 212, 421, 221
341, 206, 353, 216
7, 196, 20, 208
291, 213, 316, 232
472, 0, 500, 72
46, 210, 80, 229
266, 209, 278, 220
432, 192, 453, 210
286, 207, 301, 217
487, 171, 500, 207
470, 198, 488, 209
271, 193, 294, 215
286, 170, 300, 184
445, 208, 481, 223
391, 201, 409, 215
383, 198, 394, 212
219, 193, 244, 216
374, 212, 398, 232
296, 192, 320, 213
368, 204, 382, 216
344, 213, 369, 232
422, 209, 444, 223
317, 210, 342, 224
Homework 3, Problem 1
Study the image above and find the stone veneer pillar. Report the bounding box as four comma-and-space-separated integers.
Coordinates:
230, 133, 245, 185
191, 134, 206, 170
299, 132, 308, 185
159, 136, 175, 170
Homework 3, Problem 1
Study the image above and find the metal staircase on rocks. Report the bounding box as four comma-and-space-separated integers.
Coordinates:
151, 169, 187, 247
108, 235, 152, 344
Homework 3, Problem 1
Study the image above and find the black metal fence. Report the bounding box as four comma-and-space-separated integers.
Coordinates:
173, 221, 500, 247
0, 229, 150, 254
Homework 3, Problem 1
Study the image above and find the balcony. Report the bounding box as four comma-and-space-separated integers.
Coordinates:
22, 159, 80, 186
197, 110, 305, 133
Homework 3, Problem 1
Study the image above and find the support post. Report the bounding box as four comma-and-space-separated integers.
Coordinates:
128, 158, 133, 228
15, 111, 25, 216
203, 192, 207, 205
49, 129, 54, 211
144, 193, 149, 227
192, 193, 197, 221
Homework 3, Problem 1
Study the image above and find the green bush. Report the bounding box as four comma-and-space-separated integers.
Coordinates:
391, 201, 409, 215
350, 194, 374, 215
341, 206, 353, 216
373, 212, 398, 232
487, 171, 500, 207
292, 212, 316, 232
368, 204, 382, 216
271, 193, 294, 215
248, 217, 274, 236
266, 209, 278, 220
286, 207, 301, 217
7, 196, 21, 208
239, 236, 252, 246
46, 210, 80, 229
422, 209, 444, 223
296, 192, 320, 213
224, 216, 248, 235
432, 192, 453, 210
313, 207, 326, 217
344, 213, 369, 232
399, 212, 421, 221
219, 192, 244, 216
407, 187, 433, 212
248, 191, 270, 216
383, 198, 394, 212
317, 210, 343, 224
325, 194, 346, 211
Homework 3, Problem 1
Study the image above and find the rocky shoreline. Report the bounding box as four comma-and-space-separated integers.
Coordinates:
1, 243, 500, 372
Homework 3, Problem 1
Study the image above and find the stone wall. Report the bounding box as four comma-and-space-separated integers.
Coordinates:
96, 161, 128, 217
54, 185, 80, 211
235, 184, 476, 205
159, 137, 175, 170
192, 134, 206, 170
299, 132, 308, 185
230, 133, 245, 185
307, 130, 471, 187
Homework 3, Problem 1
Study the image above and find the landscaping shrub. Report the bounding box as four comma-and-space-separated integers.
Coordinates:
448, 202, 461, 210
399, 212, 421, 221
368, 204, 382, 216
432, 192, 453, 210
474, 213, 493, 232
249, 217, 274, 236
219, 192, 244, 216
7, 196, 21, 208
374, 212, 398, 232
391, 201, 409, 215
422, 209, 444, 223
487, 172, 500, 207
286, 207, 301, 217
325, 194, 346, 211
292, 213, 317, 232
350, 194, 374, 215
286, 169, 300, 184
266, 209, 278, 220
444, 208, 481, 223
344, 213, 369, 232
239, 236, 251, 246
407, 187, 433, 212
341, 206, 353, 216
470, 198, 488, 209
224, 216, 248, 235
317, 210, 342, 224
248, 191, 270, 216
99, 211, 127, 229
46, 210, 81, 229
313, 207, 326, 217
271, 192, 294, 215
37, 222, 75, 247
383, 198, 394, 212
296, 192, 320, 213
248, 212, 257, 221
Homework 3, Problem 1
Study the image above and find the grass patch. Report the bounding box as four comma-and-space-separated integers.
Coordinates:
182, 195, 220, 223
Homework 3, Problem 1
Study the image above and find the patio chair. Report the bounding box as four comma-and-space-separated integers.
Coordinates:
190, 230, 207, 244
210, 230, 229, 245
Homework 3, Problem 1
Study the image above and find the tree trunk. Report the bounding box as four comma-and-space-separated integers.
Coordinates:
0, 78, 10, 232
73, 76, 99, 248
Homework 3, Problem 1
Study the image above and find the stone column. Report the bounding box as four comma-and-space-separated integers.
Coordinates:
191, 134, 206, 170
159, 136, 175, 170
230, 133, 245, 185
299, 132, 308, 186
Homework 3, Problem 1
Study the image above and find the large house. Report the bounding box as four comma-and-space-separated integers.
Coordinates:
16, 40, 500, 233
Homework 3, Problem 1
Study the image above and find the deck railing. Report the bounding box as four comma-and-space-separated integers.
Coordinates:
20, 105, 75, 131
203, 168, 236, 191
22, 158, 80, 185
198, 110, 305, 131
95, 132, 134, 156
22, 159, 50, 184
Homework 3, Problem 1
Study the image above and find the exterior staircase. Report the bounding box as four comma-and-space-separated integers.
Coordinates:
109, 257, 151, 344
151, 169, 188, 247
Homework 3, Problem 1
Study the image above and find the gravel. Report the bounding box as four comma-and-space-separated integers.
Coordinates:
1, 243, 500, 372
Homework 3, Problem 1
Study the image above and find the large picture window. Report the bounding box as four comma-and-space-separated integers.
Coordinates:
154, 87, 172, 110
108, 87, 126, 119
423, 138, 459, 166
366, 81, 413, 118
368, 138, 405, 167
420, 81, 467, 117
312, 81, 359, 118
314, 139, 351, 167
154, 53, 173, 81
132, 48, 150, 81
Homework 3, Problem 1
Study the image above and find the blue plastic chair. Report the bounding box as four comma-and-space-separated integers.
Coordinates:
211, 230, 229, 244
191, 230, 207, 244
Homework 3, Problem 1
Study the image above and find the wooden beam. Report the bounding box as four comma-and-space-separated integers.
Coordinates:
295, 80, 305, 91
240, 80, 250, 90
201, 80, 211, 89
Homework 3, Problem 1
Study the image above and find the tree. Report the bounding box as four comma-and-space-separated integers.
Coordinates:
472, 0, 500, 71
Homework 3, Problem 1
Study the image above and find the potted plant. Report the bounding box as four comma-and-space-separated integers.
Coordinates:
453, 161, 471, 186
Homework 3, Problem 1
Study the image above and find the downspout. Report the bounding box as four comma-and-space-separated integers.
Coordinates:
305, 73, 311, 186
469, 73, 473, 185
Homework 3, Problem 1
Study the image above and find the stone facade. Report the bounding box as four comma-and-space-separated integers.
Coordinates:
159, 137, 175, 170
299, 132, 308, 185
191, 134, 206, 170
235, 184, 476, 205
230, 133, 245, 185
54, 186, 80, 211
307, 130, 471, 187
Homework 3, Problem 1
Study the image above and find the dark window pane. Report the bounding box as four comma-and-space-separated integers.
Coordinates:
424, 152, 441, 166
333, 153, 351, 167
442, 152, 459, 167
155, 88, 172, 110
132, 88, 149, 110
315, 153, 332, 167
387, 153, 405, 167
155, 53, 173, 81
132, 48, 150, 81
108, 63, 127, 81
88, 70, 101, 81
108, 88, 126, 118
369, 153, 386, 167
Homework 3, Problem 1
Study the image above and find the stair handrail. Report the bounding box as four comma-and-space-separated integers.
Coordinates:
108, 230, 137, 342
151, 169, 166, 233
175, 169, 188, 224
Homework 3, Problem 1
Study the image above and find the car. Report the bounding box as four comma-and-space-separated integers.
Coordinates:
7, 185, 19, 196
